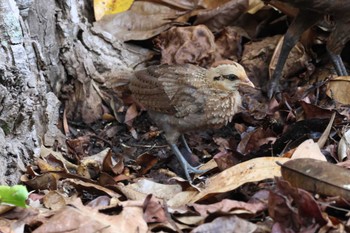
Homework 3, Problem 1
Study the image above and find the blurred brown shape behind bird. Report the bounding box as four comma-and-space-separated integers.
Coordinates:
265, 0, 350, 98
129, 61, 254, 180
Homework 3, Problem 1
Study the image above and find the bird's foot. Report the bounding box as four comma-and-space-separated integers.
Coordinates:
182, 162, 209, 181
267, 77, 281, 100
170, 143, 208, 182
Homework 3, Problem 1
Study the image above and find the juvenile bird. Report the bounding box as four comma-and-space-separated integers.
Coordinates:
265, 0, 350, 98
129, 61, 254, 180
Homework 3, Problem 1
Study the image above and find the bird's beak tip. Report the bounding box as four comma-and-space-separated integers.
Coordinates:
242, 80, 255, 88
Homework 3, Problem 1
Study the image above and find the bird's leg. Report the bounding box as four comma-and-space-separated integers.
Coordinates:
327, 20, 349, 76
170, 143, 207, 181
328, 52, 348, 76
267, 11, 322, 99
180, 134, 192, 154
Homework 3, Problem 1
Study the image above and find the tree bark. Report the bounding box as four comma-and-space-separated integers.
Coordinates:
0, 0, 150, 184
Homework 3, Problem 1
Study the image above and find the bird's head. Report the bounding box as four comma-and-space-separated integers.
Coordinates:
207, 61, 254, 91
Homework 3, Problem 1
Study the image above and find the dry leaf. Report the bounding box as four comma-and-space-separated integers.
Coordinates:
194, 0, 249, 32
338, 128, 350, 161
269, 35, 311, 79
93, 1, 185, 42
155, 25, 217, 67
326, 76, 350, 104
128, 179, 182, 201
94, 0, 135, 21
291, 139, 326, 161
192, 215, 257, 233
167, 157, 289, 207
281, 158, 350, 200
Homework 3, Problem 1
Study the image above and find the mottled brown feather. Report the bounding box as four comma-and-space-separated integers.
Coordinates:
129, 62, 252, 144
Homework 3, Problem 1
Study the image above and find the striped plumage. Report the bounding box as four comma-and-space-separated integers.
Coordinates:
129, 61, 253, 180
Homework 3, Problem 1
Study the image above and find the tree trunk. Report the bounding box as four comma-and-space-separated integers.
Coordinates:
0, 0, 149, 184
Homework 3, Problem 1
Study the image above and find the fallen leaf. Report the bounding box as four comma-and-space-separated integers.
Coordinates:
326, 76, 350, 104
291, 139, 327, 161
93, 1, 185, 42
192, 215, 257, 233
168, 157, 289, 207
94, 0, 134, 21
281, 158, 350, 200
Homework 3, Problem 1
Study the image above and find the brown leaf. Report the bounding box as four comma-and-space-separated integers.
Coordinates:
290, 139, 326, 161
237, 127, 275, 154
241, 35, 281, 87
167, 157, 289, 207
34, 198, 148, 233
93, 1, 185, 42
214, 26, 247, 61
143, 195, 168, 223
269, 35, 311, 79
281, 158, 350, 200
192, 215, 257, 233
300, 101, 335, 120
155, 25, 217, 67
269, 177, 327, 231
190, 198, 266, 217
135, 152, 158, 175
326, 76, 350, 104
194, 0, 249, 32
43, 191, 67, 210
102, 149, 124, 175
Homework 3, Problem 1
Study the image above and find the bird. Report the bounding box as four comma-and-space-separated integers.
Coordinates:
129, 61, 254, 181
264, 0, 350, 98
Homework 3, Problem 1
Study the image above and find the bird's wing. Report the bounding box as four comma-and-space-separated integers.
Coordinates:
130, 65, 207, 117
129, 68, 177, 114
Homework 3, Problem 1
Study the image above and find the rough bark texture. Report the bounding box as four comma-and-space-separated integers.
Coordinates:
0, 0, 149, 184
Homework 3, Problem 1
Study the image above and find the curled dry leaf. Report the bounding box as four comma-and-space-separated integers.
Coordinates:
241, 35, 281, 87
215, 26, 248, 61
155, 25, 247, 67
281, 158, 350, 200
142, 195, 168, 223
269, 177, 328, 231
155, 25, 217, 67
194, 0, 249, 32
269, 35, 311, 80
326, 76, 350, 105
338, 128, 350, 161
93, 1, 186, 42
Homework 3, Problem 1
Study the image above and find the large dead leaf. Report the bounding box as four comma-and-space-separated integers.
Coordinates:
281, 158, 350, 200
167, 157, 289, 207
34, 198, 148, 233
93, 1, 185, 42
193, 0, 262, 32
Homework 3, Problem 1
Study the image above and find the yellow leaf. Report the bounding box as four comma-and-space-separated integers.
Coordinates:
94, 0, 134, 21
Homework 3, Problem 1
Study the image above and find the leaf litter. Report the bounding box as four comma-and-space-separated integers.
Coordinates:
4, 0, 350, 232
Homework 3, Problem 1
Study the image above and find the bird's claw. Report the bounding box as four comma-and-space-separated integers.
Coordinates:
267, 78, 280, 99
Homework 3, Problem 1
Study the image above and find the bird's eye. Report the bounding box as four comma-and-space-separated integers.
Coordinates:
224, 74, 238, 81
213, 76, 221, 81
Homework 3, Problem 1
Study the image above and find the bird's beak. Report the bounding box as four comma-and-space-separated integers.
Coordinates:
240, 79, 255, 88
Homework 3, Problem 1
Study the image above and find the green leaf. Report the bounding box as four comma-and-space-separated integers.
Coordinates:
0, 185, 29, 208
